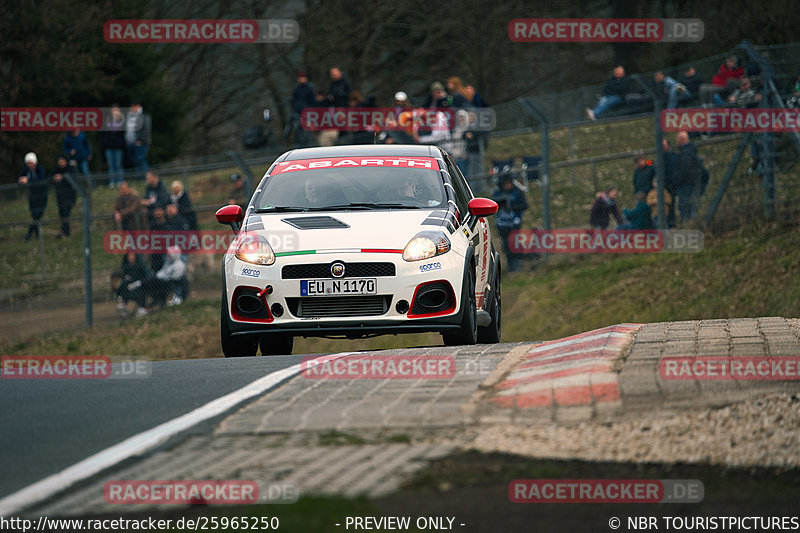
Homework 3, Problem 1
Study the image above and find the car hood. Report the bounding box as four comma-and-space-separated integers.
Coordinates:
241, 209, 452, 255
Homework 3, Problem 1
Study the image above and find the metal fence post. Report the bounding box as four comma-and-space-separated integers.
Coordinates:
517, 98, 551, 230
65, 173, 92, 328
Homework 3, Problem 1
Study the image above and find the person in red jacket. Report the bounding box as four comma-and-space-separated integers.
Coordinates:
700, 55, 744, 107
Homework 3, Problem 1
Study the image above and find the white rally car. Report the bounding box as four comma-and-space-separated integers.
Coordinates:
215, 144, 500, 356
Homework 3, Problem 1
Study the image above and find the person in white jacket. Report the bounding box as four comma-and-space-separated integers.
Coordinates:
147, 245, 188, 307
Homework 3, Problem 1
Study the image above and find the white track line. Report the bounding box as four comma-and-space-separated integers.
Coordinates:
0, 352, 354, 516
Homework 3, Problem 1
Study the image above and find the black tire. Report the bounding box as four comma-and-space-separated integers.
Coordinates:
220, 286, 258, 357
442, 265, 478, 346
477, 263, 501, 344
260, 333, 294, 356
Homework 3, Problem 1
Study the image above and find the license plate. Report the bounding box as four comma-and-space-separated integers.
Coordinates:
300, 278, 376, 296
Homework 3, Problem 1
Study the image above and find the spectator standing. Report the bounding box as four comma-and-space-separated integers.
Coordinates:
170, 180, 198, 231
446, 76, 470, 108
148, 207, 169, 272
141, 170, 169, 226
589, 187, 623, 230
492, 172, 528, 272
424, 81, 452, 108
700, 56, 744, 107
286, 71, 316, 147
440, 109, 469, 176
113, 181, 144, 231
51, 155, 77, 237
126, 99, 152, 172
464, 84, 489, 108
633, 155, 655, 195
662, 138, 679, 227
675, 131, 704, 222
586, 65, 630, 120
64, 128, 92, 173
327, 67, 352, 107
101, 104, 126, 187
17, 152, 49, 241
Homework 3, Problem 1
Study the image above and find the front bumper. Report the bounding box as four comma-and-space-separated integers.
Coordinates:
223, 251, 466, 337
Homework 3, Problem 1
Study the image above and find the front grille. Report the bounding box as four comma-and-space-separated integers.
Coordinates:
282, 262, 396, 279
286, 295, 392, 318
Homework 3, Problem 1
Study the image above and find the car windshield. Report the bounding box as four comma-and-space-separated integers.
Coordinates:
252, 166, 447, 211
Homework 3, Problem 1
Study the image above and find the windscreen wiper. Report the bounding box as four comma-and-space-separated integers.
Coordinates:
305, 202, 422, 210
253, 205, 308, 213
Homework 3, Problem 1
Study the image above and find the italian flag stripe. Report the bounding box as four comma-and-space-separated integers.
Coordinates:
274, 248, 403, 257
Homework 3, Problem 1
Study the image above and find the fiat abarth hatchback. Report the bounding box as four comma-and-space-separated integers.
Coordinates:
215, 144, 501, 356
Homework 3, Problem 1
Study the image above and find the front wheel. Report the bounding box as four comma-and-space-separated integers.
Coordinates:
220, 288, 258, 357
442, 266, 478, 346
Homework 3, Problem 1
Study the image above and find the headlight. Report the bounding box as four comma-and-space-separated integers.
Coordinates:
235, 234, 275, 265
402, 231, 451, 262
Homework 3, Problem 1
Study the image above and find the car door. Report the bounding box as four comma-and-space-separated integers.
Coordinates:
443, 153, 490, 310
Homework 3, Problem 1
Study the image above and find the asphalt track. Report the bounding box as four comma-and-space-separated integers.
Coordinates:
0, 356, 300, 498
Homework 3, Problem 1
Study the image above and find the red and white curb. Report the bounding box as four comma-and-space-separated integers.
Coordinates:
491, 324, 642, 408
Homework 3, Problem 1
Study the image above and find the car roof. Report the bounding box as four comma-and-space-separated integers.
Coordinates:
277, 144, 441, 162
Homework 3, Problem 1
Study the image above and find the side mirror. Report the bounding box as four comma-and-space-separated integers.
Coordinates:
468, 197, 499, 217
216, 205, 244, 232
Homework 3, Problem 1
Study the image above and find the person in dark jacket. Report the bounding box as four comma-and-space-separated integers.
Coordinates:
619, 192, 654, 230
675, 131, 704, 222
633, 155, 655, 195
285, 71, 316, 146
63, 129, 92, 177
327, 67, 352, 107
492, 172, 529, 272
141, 170, 169, 226
126, 99, 152, 172
113, 253, 152, 317
51, 156, 77, 237
169, 180, 198, 231
662, 138, 679, 227
586, 65, 630, 120
101, 104, 126, 187
18, 152, 48, 241
589, 188, 623, 229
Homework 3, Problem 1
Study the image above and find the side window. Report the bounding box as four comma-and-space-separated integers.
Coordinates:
444, 155, 470, 215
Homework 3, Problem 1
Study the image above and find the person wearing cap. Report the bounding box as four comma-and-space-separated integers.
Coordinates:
287, 71, 316, 147
17, 152, 49, 241
424, 81, 452, 108
633, 154, 655, 196
492, 172, 528, 272
382, 91, 414, 144
125, 99, 152, 173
